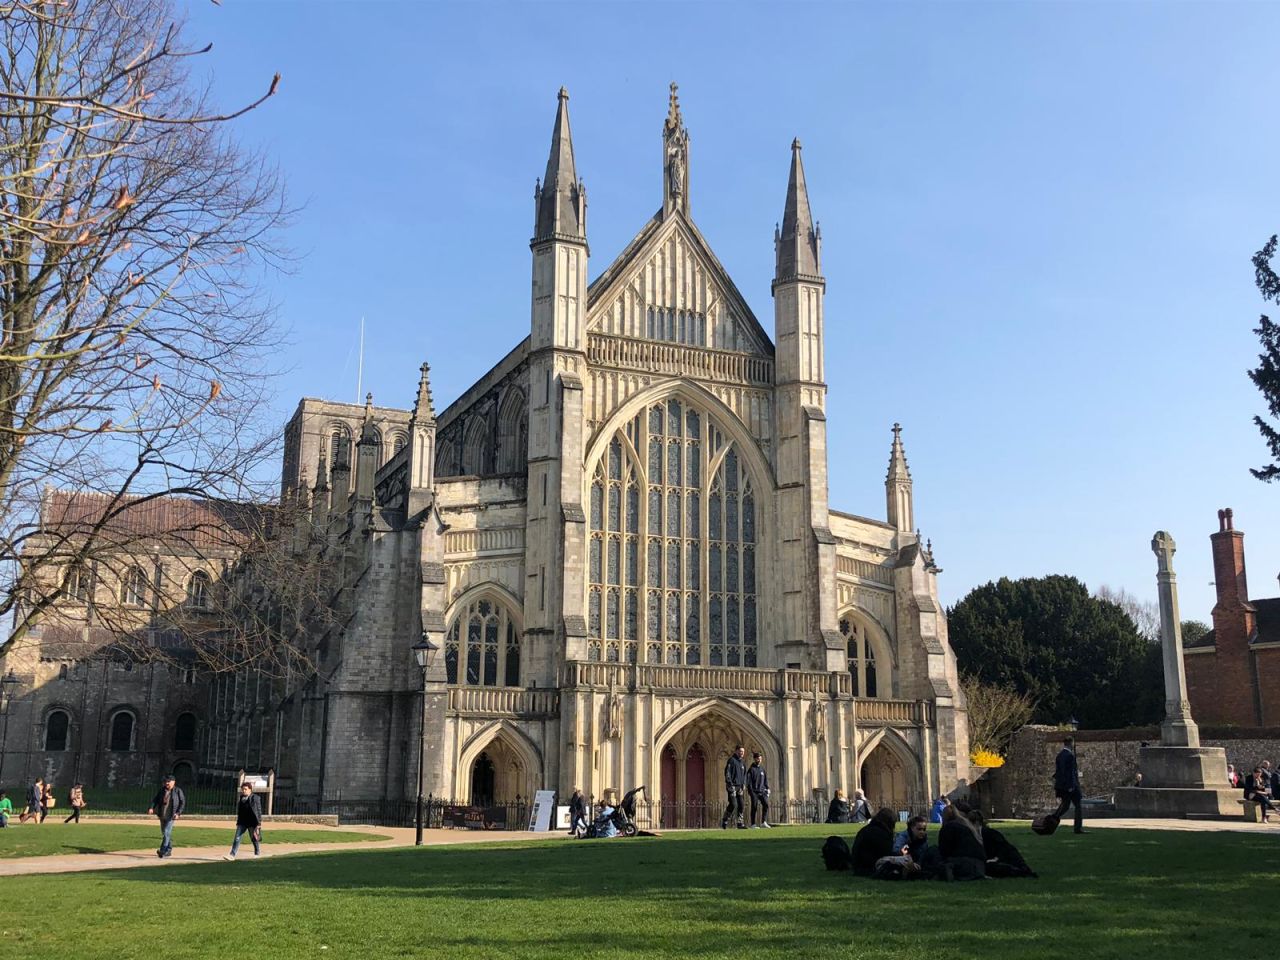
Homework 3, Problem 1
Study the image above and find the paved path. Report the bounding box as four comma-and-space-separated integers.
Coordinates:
0, 819, 562, 878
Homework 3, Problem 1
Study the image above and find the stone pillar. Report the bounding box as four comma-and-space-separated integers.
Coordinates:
1152, 532, 1199, 748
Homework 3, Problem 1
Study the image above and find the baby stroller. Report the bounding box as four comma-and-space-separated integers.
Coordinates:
582, 785, 647, 838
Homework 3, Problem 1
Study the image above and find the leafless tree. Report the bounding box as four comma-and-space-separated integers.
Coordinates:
1094, 585, 1160, 642
961, 674, 1035, 756
0, 0, 319, 671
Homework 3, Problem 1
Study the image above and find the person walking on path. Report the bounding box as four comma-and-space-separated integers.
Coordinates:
721, 744, 747, 830
63, 784, 85, 824
746, 752, 770, 828
1052, 736, 1085, 834
18, 778, 43, 824
226, 782, 263, 859
147, 774, 185, 858
567, 788, 587, 836
38, 781, 55, 823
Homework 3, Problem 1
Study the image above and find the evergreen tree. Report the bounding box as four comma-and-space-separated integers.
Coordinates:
1250, 236, 1280, 481
948, 575, 1163, 729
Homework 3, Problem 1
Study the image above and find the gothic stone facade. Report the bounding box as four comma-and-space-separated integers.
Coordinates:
267, 87, 970, 812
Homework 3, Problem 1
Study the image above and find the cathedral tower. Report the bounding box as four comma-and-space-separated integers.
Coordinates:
526, 88, 591, 679
772, 139, 840, 669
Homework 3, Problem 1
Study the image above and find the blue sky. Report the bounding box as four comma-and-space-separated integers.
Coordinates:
182, 0, 1279, 621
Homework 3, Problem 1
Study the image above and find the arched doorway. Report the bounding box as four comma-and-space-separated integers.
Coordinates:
655, 701, 778, 828
860, 736, 919, 811
171, 761, 195, 787
465, 734, 536, 807
471, 752, 496, 806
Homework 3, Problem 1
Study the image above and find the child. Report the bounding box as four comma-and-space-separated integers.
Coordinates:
0, 790, 12, 827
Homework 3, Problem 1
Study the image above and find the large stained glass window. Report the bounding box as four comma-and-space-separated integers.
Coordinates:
445, 596, 522, 686
588, 397, 758, 667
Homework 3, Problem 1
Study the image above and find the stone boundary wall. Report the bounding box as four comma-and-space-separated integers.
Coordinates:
976, 724, 1280, 818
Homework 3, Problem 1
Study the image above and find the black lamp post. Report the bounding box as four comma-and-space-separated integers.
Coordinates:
412, 634, 439, 847
0, 670, 21, 782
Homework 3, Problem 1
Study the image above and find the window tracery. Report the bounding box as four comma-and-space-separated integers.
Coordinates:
839, 615, 879, 697
589, 397, 757, 667
445, 595, 522, 687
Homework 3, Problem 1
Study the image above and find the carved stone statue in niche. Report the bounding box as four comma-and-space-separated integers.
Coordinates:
606, 688, 622, 740
809, 687, 826, 744
668, 142, 684, 198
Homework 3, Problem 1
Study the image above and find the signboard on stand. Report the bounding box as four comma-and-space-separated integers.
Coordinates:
527, 790, 556, 831
442, 805, 508, 830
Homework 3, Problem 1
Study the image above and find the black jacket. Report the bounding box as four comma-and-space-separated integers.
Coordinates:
850, 819, 895, 876
150, 786, 186, 822
236, 793, 263, 828
568, 792, 586, 817
938, 820, 986, 862
724, 755, 747, 789
1054, 747, 1080, 796
826, 797, 851, 824
746, 763, 768, 797
982, 825, 1031, 872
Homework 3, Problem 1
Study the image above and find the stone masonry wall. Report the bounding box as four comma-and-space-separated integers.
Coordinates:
976, 724, 1280, 818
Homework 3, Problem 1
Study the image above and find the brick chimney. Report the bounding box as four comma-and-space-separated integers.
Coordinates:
1210, 508, 1249, 608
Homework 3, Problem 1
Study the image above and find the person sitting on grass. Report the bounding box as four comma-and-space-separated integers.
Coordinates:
969, 809, 1037, 878
0, 790, 11, 827
826, 789, 851, 824
1245, 766, 1276, 822
886, 814, 940, 879
936, 802, 987, 881
850, 807, 897, 877
849, 789, 871, 823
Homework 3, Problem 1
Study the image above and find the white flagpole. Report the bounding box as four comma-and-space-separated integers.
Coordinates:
356, 316, 365, 403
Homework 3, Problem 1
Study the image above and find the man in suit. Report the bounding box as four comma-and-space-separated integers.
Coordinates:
1052, 736, 1085, 834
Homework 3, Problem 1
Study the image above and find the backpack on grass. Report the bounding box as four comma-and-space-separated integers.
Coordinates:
821, 835, 851, 871
1031, 812, 1060, 836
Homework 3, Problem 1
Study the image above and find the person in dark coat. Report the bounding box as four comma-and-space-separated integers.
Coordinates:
720, 744, 747, 830
147, 774, 186, 858
972, 809, 1037, 878
746, 752, 770, 828
826, 790, 851, 824
227, 782, 263, 859
1051, 736, 1085, 834
850, 807, 897, 876
936, 803, 987, 880
567, 788, 587, 836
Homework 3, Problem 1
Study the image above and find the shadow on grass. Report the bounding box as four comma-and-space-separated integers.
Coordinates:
103, 825, 1280, 957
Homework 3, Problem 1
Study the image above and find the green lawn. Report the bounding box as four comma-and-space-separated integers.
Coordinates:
0, 822, 386, 859
0, 823, 1274, 959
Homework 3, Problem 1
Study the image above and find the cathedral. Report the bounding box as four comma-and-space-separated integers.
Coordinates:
260, 86, 970, 815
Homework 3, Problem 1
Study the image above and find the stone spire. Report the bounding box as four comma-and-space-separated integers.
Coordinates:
774, 138, 822, 285
885, 423, 914, 533
355, 392, 378, 501
662, 81, 689, 218
532, 87, 586, 245
408, 363, 437, 495
411, 362, 435, 424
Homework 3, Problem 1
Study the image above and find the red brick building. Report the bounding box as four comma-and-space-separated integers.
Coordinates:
1184, 508, 1280, 726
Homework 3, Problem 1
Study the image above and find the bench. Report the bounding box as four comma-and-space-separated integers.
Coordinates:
1239, 799, 1263, 823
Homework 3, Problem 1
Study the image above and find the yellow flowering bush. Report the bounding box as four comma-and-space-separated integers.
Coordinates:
970, 749, 1005, 768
